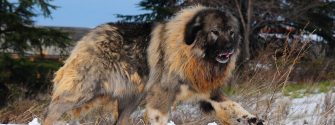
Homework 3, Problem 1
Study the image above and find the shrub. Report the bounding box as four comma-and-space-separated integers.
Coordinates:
0, 54, 62, 101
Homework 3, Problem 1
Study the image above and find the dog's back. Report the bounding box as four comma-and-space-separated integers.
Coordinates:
44, 23, 150, 125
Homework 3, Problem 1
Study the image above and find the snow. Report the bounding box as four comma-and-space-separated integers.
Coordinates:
1, 92, 334, 125
167, 121, 175, 125
263, 92, 335, 125
207, 122, 218, 125
248, 63, 272, 71
28, 118, 40, 125
255, 63, 271, 70
166, 120, 217, 125
0, 118, 40, 125
282, 93, 335, 125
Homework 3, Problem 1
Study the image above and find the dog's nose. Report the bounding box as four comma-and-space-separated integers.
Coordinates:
224, 42, 233, 51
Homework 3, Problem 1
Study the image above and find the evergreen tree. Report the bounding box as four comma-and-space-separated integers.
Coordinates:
0, 0, 70, 56
118, 0, 334, 58
116, 0, 185, 22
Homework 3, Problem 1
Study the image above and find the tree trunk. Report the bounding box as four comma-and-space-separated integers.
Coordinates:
243, 0, 253, 61
234, 0, 253, 62
327, 40, 335, 57
38, 44, 45, 59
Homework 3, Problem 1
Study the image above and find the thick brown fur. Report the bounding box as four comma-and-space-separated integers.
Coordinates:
44, 23, 150, 125
145, 5, 264, 125
44, 5, 264, 125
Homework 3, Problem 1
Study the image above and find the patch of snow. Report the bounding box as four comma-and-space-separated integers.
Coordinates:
167, 121, 175, 125
207, 122, 218, 125
170, 103, 202, 120
248, 63, 271, 71
0, 118, 41, 125
270, 93, 335, 125
255, 63, 271, 70
28, 118, 40, 125
164, 120, 217, 125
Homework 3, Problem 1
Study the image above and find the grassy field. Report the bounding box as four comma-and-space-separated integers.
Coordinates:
0, 80, 334, 125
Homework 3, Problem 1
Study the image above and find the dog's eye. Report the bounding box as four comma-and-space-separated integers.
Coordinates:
229, 30, 235, 38
211, 30, 220, 36
210, 30, 219, 40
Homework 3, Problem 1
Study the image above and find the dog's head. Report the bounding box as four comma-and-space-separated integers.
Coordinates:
184, 8, 241, 64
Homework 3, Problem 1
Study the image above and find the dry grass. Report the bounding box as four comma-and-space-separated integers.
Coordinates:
225, 30, 335, 125
1, 30, 334, 125
0, 99, 47, 124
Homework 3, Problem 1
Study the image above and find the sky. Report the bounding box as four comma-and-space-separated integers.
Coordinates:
34, 0, 147, 28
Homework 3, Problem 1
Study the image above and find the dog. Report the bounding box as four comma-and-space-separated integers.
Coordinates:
144, 5, 263, 125
44, 5, 264, 125
43, 23, 150, 125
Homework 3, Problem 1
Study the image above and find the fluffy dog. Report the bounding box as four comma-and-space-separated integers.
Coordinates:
145, 6, 263, 125
44, 5, 264, 125
43, 23, 150, 125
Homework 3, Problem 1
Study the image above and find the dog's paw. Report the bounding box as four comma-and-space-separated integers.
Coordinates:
236, 115, 264, 125
247, 117, 264, 125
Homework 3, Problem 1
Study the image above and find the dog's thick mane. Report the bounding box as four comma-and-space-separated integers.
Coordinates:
148, 5, 239, 92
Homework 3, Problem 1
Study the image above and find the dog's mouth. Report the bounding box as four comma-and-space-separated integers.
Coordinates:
216, 49, 234, 64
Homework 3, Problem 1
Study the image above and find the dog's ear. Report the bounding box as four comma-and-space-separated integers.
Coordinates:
185, 15, 203, 45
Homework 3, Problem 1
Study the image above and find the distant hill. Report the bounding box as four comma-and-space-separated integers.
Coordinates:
32, 26, 92, 57
41, 26, 91, 42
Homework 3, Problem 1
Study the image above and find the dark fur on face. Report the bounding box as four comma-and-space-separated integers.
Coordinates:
185, 8, 241, 64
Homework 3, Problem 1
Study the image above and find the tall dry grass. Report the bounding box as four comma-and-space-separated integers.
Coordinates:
227, 30, 335, 125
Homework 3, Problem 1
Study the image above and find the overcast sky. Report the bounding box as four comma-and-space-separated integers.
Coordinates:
34, 0, 147, 28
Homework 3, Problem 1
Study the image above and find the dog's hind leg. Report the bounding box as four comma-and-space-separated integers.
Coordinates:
43, 90, 94, 125
69, 95, 119, 122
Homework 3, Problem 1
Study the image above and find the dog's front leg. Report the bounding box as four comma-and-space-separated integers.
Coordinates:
200, 91, 264, 125
145, 84, 177, 125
